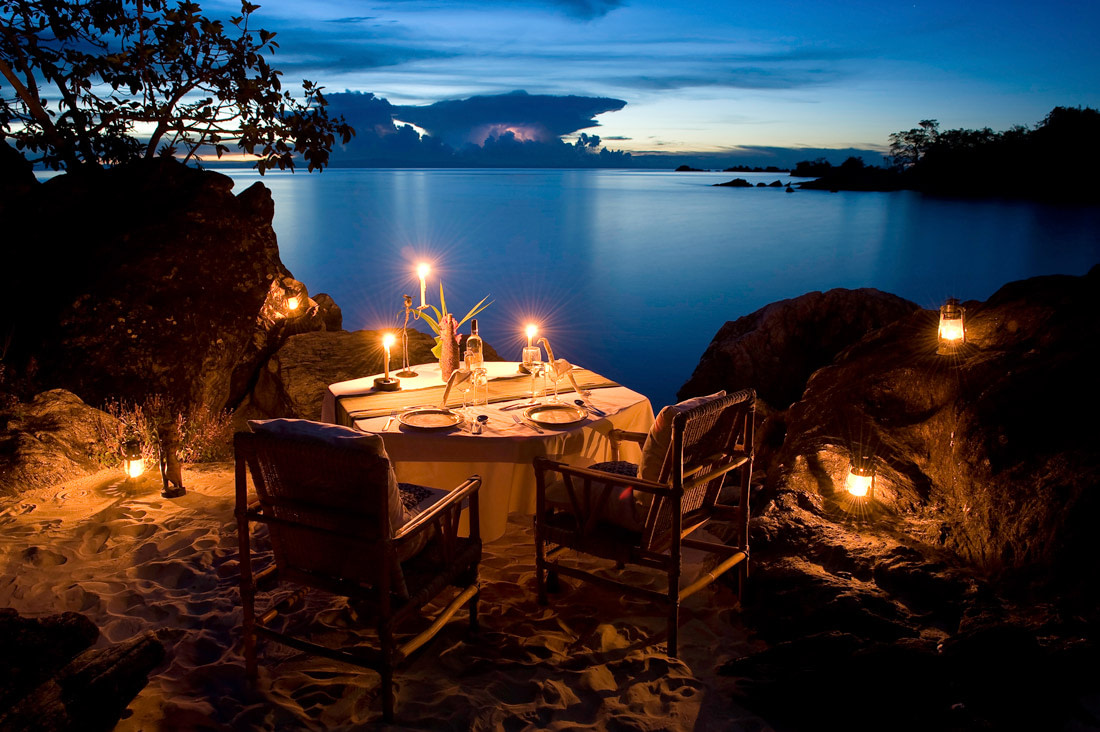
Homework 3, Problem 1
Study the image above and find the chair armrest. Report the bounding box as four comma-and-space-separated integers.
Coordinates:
393, 476, 482, 541
609, 429, 648, 461
534, 457, 671, 499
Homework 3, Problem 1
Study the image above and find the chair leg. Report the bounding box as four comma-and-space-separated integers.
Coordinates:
546, 570, 560, 594
667, 600, 679, 657
381, 666, 395, 723
535, 523, 548, 605
468, 588, 480, 632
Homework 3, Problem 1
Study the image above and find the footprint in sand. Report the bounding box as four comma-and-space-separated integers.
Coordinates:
0, 502, 37, 518
77, 524, 111, 555
22, 545, 69, 566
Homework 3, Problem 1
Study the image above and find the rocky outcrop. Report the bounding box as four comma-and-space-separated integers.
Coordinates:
3, 158, 329, 415
245, 328, 503, 420
713, 177, 752, 187
712, 268, 1100, 730
0, 390, 119, 496
0, 609, 164, 732
678, 288, 919, 411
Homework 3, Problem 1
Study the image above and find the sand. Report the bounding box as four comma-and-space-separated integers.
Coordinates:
0, 465, 769, 730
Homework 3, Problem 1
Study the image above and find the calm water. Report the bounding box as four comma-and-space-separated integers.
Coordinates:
219, 168, 1100, 409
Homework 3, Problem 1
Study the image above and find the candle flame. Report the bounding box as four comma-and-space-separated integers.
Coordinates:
526, 324, 538, 340
417, 263, 430, 279
383, 333, 396, 348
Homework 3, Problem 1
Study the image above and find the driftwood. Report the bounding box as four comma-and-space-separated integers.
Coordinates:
0, 610, 164, 732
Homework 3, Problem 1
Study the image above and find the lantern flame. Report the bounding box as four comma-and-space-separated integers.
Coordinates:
126, 457, 146, 479
287, 295, 301, 311
846, 465, 874, 497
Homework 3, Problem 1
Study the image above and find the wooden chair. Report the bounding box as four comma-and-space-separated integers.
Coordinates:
234, 429, 482, 723
533, 389, 754, 656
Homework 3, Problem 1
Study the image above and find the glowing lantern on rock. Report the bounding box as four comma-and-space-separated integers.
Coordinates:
938, 297, 965, 349
123, 439, 145, 479
286, 295, 301, 311
846, 463, 875, 498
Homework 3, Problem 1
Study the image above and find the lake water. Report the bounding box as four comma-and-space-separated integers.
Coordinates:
220, 168, 1100, 409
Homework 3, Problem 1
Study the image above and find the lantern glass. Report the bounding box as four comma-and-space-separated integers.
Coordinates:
123, 439, 145, 478
938, 298, 965, 343
286, 295, 301, 311
846, 465, 874, 497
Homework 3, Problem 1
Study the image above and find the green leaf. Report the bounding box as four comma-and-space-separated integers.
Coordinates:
419, 309, 440, 335
438, 282, 448, 318
454, 295, 494, 329
430, 337, 442, 359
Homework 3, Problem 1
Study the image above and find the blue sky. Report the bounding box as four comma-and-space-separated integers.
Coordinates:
213, 0, 1099, 155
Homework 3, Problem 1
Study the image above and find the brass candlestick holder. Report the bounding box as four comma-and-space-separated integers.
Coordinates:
396, 294, 424, 378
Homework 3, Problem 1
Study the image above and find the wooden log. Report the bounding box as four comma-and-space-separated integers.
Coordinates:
0, 609, 99, 710
0, 631, 165, 732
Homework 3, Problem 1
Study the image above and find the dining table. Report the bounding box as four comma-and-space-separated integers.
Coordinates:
321, 361, 655, 542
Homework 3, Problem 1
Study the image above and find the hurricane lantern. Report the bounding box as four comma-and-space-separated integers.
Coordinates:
846, 463, 875, 498
286, 294, 301, 311
938, 297, 965, 347
122, 439, 145, 479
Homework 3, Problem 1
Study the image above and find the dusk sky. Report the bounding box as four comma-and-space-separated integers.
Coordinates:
206, 0, 1099, 158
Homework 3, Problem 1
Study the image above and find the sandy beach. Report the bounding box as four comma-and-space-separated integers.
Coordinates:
1, 464, 769, 730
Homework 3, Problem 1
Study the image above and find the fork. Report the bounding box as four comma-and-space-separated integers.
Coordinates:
512, 413, 543, 434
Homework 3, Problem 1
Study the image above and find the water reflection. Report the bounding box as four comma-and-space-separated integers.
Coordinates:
220, 169, 1100, 409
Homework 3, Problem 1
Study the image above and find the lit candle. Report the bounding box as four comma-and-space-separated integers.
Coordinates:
383, 333, 395, 380
417, 263, 430, 308
526, 323, 538, 347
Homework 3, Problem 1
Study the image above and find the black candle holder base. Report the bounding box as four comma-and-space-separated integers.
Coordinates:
374, 376, 402, 391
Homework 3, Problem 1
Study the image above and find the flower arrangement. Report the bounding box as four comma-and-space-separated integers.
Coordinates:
418, 282, 492, 359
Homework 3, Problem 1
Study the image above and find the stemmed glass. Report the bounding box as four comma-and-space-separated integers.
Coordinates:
524, 347, 543, 405
455, 369, 473, 417
545, 359, 562, 403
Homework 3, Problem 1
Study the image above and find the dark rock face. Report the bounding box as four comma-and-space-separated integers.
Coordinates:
0, 390, 118, 496
0, 608, 164, 732
678, 288, 919, 411
713, 177, 752, 187
4, 159, 324, 414
714, 268, 1100, 731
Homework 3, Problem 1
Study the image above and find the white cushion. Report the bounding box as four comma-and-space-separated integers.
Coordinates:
247, 418, 408, 538
639, 391, 727, 482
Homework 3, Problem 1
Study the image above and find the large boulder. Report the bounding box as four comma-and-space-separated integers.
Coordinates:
678, 288, 919, 411
3, 158, 328, 414
0, 390, 119, 496
718, 267, 1100, 731
765, 267, 1100, 581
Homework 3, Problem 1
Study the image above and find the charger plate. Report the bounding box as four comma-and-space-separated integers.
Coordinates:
524, 403, 587, 427
398, 408, 463, 430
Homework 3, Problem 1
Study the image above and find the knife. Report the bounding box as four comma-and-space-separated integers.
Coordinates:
575, 398, 606, 416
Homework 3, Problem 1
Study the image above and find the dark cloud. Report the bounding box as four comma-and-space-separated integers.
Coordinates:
549, 0, 623, 19
324, 90, 632, 167
614, 66, 841, 91
392, 90, 627, 147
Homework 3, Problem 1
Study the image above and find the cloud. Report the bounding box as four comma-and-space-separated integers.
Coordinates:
323, 90, 633, 167
613, 65, 843, 92
392, 90, 627, 147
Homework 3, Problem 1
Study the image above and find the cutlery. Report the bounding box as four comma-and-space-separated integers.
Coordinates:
575, 398, 606, 416
383, 415, 396, 431
501, 402, 534, 411
512, 413, 543, 434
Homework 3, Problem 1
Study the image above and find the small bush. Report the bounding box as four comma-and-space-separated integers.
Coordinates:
97, 396, 234, 467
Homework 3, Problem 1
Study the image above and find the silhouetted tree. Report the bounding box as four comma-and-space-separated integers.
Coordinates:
888, 119, 939, 168
0, 0, 353, 171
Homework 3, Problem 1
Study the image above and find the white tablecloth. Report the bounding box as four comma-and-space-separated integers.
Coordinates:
322, 362, 655, 542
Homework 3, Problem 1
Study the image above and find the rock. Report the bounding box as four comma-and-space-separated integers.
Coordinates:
674, 165, 703, 172
713, 178, 752, 187
678, 288, 918, 412
0, 609, 164, 732
4, 158, 324, 415
0, 390, 119, 496
312, 293, 343, 331
768, 180, 784, 187
767, 268, 1100, 583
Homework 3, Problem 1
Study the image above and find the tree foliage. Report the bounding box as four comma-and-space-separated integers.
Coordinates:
0, 0, 353, 171
888, 119, 939, 168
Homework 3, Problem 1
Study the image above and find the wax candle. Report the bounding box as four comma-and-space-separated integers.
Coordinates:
417, 263, 430, 307
526, 323, 537, 347
383, 333, 395, 380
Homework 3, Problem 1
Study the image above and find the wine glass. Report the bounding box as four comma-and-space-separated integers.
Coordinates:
455, 368, 473, 417
545, 361, 562, 403
527, 360, 543, 405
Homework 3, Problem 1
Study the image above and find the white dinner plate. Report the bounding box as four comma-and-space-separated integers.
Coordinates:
523, 403, 587, 427
398, 407, 464, 430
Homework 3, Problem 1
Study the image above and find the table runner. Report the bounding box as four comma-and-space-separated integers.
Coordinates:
336, 368, 620, 425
